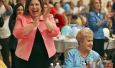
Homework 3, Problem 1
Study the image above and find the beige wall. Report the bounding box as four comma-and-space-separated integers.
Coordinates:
53, 0, 112, 7
12, 0, 112, 6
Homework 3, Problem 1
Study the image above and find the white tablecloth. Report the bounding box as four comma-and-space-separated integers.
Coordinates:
54, 38, 115, 53
54, 40, 78, 52
104, 38, 115, 49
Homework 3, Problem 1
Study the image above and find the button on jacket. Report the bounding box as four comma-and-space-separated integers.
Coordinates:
13, 14, 60, 61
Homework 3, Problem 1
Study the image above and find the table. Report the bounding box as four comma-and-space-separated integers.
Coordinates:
104, 37, 115, 49
54, 39, 78, 53
54, 37, 115, 53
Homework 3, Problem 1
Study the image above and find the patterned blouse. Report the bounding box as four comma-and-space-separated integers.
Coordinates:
63, 47, 104, 68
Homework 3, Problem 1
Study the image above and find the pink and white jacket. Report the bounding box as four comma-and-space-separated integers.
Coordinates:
13, 14, 60, 61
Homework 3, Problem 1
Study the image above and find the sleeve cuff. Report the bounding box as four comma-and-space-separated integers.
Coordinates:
6, 7, 13, 15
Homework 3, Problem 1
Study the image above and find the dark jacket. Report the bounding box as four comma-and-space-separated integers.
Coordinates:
9, 16, 17, 49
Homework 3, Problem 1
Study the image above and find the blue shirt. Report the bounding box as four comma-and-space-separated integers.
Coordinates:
63, 47, 104, 68
88, 11, 107, 39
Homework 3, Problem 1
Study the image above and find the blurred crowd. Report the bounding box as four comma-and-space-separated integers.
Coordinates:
0, 0, 115, 68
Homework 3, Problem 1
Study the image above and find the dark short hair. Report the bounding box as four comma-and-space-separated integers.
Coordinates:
54, 2, 59, 7
12, 3, 24, 19
49, 1, 53, 5
72, 15, 78, 19
24, 0, 44, 15
60, 0, 62, 4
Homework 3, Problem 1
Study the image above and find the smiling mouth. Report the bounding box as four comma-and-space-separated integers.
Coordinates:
88, 45, 92, 48
32, 10, 38, 13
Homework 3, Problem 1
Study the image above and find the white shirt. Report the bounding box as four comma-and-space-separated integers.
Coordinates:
0, 5, 12, 38
72, 6, 84, 15
58, 8, 65, 14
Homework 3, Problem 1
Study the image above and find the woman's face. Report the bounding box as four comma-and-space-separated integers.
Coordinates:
28, 0, 41, 18
94, 0, 101, 11
55, 3, 60, 9
43, 4, 48, 12
17, 6, 24, 15
77, 1, 82, 7
81, 37, 93, 51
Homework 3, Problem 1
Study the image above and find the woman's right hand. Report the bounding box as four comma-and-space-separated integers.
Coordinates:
103, 12, 113, 19
107, 12, 113, 18
33, 16, 39, 26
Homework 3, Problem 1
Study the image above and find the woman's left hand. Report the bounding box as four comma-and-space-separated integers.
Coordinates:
43, 0, 50, 21
104, 62, 113, 68
108, 12, 113, 18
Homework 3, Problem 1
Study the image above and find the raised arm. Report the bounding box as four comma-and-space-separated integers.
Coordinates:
2, 0, 13, 15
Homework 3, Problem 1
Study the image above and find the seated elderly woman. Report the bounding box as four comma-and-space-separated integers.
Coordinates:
63, 28, 113, 68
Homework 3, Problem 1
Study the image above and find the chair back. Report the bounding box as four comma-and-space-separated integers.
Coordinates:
103, 28, 110, 38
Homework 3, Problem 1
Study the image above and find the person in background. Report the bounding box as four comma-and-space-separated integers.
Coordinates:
111, 2, 115, 34
104, 1, 113, 30
105, 1, 112, 14
16, 0, 24, 4
54, 2, 65, 15
88, 0, 111, 58
79, 15, 87, 27
43, 3, 48, 12
49, 0, 53, 5
69, 1, 75, 12
50, 5, 66, 31
70, 15, 78, 24
63, 28, 113, 68
16, 0, 26, 7
60, 0, 65, 8
79, 0, 86, 7
9, 3, 24, 68
70, 15, 87, 28
13, 0, 60, 68
59, 0, 69, 25
72, 1, 84, 15
0, 0, 13, 68
8, 0, 14, 9
111, 0, 115, 7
